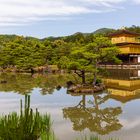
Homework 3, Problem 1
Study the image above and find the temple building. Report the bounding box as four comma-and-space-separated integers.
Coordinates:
100, 29, 140, 69
109, 29, 140, 64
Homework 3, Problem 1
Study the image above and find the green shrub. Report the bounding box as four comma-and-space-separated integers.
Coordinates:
0, 95, 55, 140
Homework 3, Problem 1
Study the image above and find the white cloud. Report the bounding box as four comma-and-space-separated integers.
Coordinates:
79, 0, 126, 4
78, 0, 126, 7
0, 0, 126, 26
133, 0, 140, 3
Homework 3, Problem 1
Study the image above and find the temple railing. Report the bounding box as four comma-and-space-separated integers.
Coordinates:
99, 64, 140, 69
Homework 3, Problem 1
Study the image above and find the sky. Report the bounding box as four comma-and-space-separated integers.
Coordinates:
0, 0, 140, 38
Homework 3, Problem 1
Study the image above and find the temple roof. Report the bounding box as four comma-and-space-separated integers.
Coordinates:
116, 42, 140, 46
108, 30, 140, 37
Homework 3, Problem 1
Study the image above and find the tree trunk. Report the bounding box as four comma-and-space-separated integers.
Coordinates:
31, 68, 35, 74
74, 70, 86, 84
93, 62, 97, 86
93, 95, 99, 110
93, 72, 97, 86
82, 95, 86, 109
81, 70, 86, 84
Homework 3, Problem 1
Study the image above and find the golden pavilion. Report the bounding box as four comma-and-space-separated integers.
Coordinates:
99, 29, 140, 69
109, 29, 140, 65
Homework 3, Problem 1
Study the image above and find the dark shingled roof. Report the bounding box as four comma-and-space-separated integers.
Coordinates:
108, 30, 140, 37
116, 42, 140, 46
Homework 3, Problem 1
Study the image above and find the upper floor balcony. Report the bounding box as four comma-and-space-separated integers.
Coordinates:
111, 37, 140, 44
119, 44, 140, 54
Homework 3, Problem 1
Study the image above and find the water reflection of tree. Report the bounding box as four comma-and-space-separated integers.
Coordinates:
0, 73, 74, 95
0, 73, 35, 94
63, 94, 122, 135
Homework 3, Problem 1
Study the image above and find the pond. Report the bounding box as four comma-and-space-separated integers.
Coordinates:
0, 71, 140, 140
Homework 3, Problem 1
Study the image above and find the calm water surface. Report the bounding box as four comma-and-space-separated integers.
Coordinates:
0, 71, 140, 140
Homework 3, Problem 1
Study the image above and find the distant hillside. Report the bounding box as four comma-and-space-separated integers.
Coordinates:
93, 28, 116, 35
0, 26, 140, 44
44, 28, 116, 43
0, 34, 40, 45
0, 34, 18, 43
25, 36, 40, 41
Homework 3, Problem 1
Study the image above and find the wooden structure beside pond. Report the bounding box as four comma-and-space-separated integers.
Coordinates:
100, 29, 140, 69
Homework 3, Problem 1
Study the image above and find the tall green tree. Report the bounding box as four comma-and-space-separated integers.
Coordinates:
60, 35, 121, 85
67, 46, 92, 84
85, 35, 121, 85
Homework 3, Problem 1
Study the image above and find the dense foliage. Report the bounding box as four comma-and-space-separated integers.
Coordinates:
0, 25, 139, 74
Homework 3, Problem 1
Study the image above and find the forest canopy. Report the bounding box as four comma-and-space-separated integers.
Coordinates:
0, 25, 139, 72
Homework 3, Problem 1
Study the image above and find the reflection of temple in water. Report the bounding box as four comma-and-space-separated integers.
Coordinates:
104, 69, 140, 80
103, 69, 140, 102
63, 69, 140, 135
63, 69, 140, 136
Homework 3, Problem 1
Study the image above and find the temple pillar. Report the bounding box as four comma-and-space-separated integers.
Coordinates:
138, 56, 140, 63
